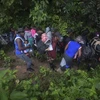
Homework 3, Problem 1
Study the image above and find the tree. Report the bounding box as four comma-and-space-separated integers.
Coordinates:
0, 0, 99, 35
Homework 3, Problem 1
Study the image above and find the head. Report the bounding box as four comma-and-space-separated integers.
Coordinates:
41, 33, 48, 42
18, 28, 25, 37
24, 40, 28, 44
24, 26, 28, 30
54, 32, 63, 42
67, 28, 74, 36
36, 28, 43, 34
75, 35, 84, 44
10, 27, 15, 32
31, 25, 36, 30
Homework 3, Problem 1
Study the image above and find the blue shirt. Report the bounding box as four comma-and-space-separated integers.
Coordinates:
65, 41, 81, 58
14, 35, 24, 55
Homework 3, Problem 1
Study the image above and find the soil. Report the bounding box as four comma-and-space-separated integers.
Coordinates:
5, 49, 60, 79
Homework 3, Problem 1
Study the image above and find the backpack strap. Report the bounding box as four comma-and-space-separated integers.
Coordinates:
14, 36, 25, 53
14, 36, 24, 43
90, 37, 100, 52
94, 41, 100, 52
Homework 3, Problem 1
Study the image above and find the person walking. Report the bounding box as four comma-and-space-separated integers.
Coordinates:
59, 36, 82, 71
14, 28, 34, 72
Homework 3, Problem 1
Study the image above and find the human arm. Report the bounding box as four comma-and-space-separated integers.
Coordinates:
24, 32, 28, 40
64, 41, 70, 51
16, 38, 29, 51
74, 47, 82, 59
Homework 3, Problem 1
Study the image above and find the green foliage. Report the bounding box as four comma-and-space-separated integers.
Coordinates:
10, 91, 28, 100
50, 15, 68, 35
0, 69, 17, 100
0, 50, 11, 67
0, 0, 99, 34
30, 0, 49, 28
0, 66, 100, 100
0, 0, 100, 99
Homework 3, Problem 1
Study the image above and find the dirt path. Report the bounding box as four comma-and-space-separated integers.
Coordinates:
7, 51, 60, 79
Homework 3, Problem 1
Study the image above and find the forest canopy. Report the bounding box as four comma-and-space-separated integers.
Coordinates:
0, 0, 100, 34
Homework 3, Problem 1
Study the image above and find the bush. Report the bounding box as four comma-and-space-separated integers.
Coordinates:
0, 66, 100, 100
0, 50, 11, 67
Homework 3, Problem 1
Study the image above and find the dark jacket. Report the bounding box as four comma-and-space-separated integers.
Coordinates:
37, 40, 49, 54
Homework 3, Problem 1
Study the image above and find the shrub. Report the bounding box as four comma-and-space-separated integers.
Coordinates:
0, 66, 100, 100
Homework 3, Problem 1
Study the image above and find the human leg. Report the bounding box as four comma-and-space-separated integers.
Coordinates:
17, 54, 34, 70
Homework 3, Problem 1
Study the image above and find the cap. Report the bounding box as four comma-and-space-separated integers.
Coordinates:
18, 28, 24, 33
75, 35, 83, 42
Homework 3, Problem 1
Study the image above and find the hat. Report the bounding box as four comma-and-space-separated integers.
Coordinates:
18, 28, 24, 33
75, 35, 83, 42
55, 32, 63, 42
55, 32, 61, 37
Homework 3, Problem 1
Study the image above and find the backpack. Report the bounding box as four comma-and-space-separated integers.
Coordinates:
82, 45, 95, 58
90, 37, 100, 53
37, 40, 49, 54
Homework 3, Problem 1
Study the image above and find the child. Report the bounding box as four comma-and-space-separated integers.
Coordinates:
24, 40, 33, 57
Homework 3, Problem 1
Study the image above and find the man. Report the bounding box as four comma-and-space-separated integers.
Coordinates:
14, 28, 34, 72
60, 36, 82, 71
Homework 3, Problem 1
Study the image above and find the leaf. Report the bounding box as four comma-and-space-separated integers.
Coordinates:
0, 69, 9, 81
10, 90, 28, 100
95, 83, 100, 90
0, 88, 8, 100
30, 97, 37, 100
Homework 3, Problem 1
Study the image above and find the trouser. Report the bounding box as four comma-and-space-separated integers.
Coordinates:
60, 53, 72, 71
28, 38, 34, 48
28, 38, 34, 55
17, 54, 33, 69
63, 53, 73, 67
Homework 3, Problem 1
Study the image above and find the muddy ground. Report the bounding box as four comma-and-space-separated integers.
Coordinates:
5, 49, 60, 79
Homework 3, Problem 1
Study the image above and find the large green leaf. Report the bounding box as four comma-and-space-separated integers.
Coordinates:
0, 88, 8, 100
0, 69, 9, 81
10, 90, 28, 100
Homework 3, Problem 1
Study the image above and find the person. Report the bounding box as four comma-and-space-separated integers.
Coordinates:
54, 30, 64, 55
59, 36, 82, 71
37, 33, 49, 54
14, 28, 34, 72
24, 40, 33, 57
37, 33, 56, 70
35, 28, 43, 46
24, 26, 34, 51
47, 34, 58, 70
30, 26, 36, 38
30, 26, 39, 48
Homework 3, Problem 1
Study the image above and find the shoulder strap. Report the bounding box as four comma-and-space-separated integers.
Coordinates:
90, 37, 100, 52
94, 41, 100, 52
14, 37, 24, 43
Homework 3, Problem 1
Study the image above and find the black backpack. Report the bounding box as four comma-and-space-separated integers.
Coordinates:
37, 40, 49, 54
82, 45, 95, 58
90, 37, 100, 53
